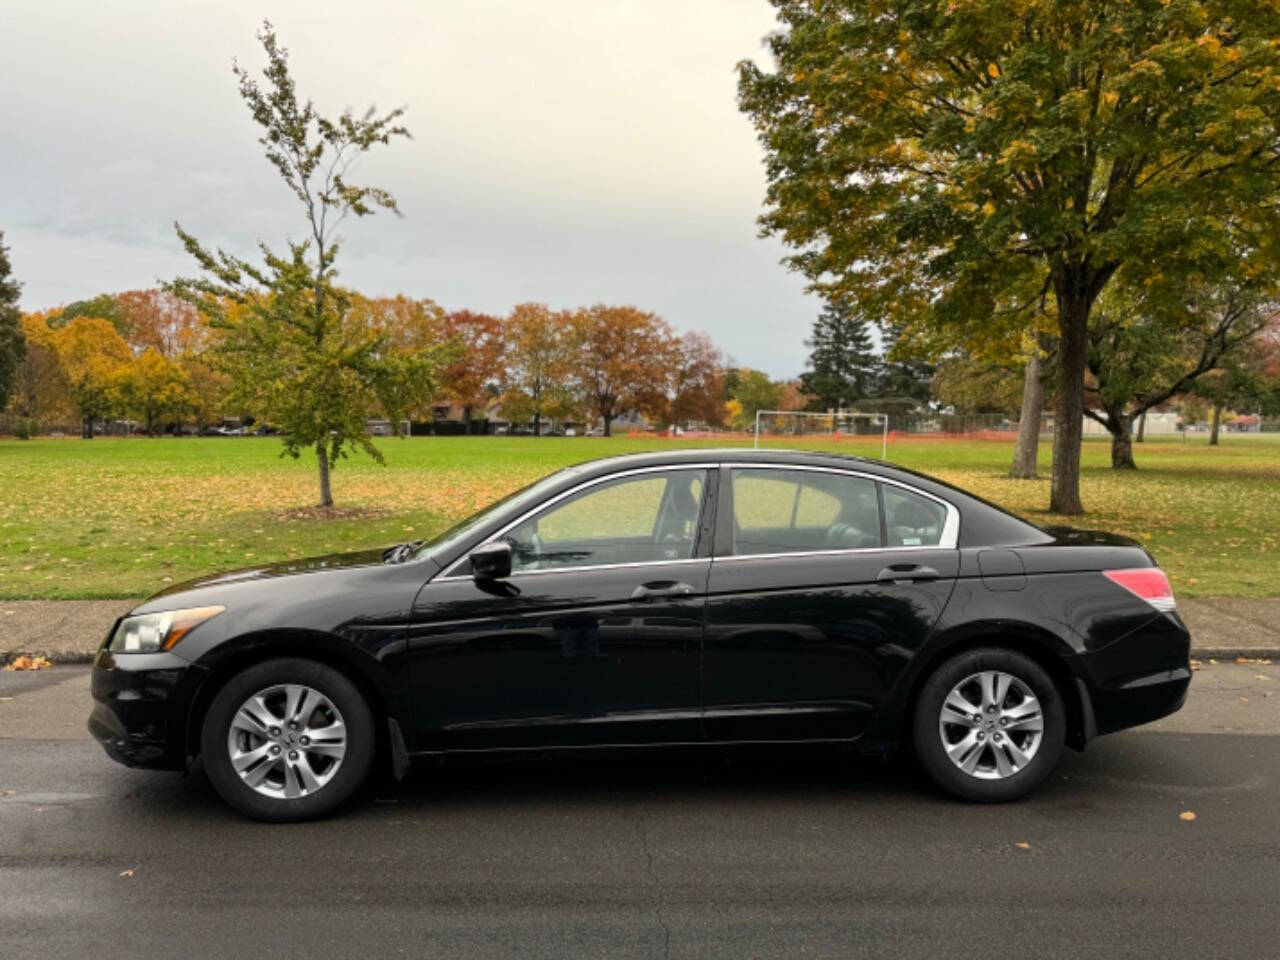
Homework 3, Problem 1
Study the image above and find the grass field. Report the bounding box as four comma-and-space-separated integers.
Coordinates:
1, 433, 1277, 600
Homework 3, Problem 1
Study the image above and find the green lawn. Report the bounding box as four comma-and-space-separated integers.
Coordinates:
1, 433, 1277, 599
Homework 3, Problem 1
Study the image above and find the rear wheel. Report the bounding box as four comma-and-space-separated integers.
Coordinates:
912, 647, 1065, 802
201, 658, 375, 821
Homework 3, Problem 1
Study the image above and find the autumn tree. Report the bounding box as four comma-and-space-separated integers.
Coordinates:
169, 23, 411, 507
181, 356, 230, 432
441, 309, 505, 432
0, 231, 24, 409
11, 313, 71, 425
118, 348, 195, 435
739, 0, 1280, 514
568, 304, 677, 436
350, 295, 455, 435
1086, 281, 1273, 466
501, 303, 575, 434
800, 299, 879, 412
118, 289, 207, 357
665, 331, 725, 427
50, 316, 132, 437
724, 367, 784, 429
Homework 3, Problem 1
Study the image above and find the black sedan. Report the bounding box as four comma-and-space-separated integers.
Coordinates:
89, 449, 1191, 821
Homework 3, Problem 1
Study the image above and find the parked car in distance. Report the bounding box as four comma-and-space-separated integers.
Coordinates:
89, 449, 1191, 821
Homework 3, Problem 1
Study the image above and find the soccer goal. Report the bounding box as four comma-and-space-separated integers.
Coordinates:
753, 410, 890, 460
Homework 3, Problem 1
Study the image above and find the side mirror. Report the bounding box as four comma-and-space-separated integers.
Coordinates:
469, 540, 512, 581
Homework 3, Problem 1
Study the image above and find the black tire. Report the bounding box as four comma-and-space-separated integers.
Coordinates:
201, 658, 375, 822
912, 646, 1066, 803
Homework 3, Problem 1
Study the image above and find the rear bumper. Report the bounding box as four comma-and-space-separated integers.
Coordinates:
1076, 611, 1193, 738
88, 648, 207, 771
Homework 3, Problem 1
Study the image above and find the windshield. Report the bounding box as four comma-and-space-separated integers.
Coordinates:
412, 467, 585, 563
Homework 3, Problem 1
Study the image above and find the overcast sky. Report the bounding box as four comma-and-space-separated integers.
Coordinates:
1, 0, 823, 378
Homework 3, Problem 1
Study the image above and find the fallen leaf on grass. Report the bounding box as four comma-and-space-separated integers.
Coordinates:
1015, 842, 1031, 850
3, 655, 52, 672
1179, 811, 1197, 822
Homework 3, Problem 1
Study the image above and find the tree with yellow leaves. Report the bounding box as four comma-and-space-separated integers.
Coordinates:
739, 0, 1280, 514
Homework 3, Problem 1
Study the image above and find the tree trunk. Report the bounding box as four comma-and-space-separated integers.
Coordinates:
1136, 410, 1147, 443
603, 412, 613, 437
533, 410, 542, 437
83, 417, 94, 439
464, 404, 473, 435
316, 442, 334, 507
1210, 403, 1222, 445
1109, 413, 1136, 469
1010, 347, 1044, 478
1050, 290, 1089, 515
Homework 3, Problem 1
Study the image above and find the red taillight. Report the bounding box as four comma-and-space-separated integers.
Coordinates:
1103, 567, 1176, 613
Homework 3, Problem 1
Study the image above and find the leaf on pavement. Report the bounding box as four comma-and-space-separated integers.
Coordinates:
1015, 842, 1031, 850
2, 655, 52, 672
1179, 811, 1197, 821
118, 868, 136, 878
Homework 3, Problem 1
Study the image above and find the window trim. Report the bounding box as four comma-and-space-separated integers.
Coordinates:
433, 464, 718, 581
717, 463, 959, 561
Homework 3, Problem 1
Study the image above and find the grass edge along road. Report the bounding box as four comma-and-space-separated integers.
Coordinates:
1, 434, 1277, 600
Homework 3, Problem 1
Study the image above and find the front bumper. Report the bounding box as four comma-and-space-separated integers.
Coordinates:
88, 647, 207, 770
1076, 610, 1193, 738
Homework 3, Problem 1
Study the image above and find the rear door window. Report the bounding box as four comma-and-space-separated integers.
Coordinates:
882, 484, 947, 547
731, 469, 881, 555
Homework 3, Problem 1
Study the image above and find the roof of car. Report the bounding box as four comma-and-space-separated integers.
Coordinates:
571, 446, 885, 476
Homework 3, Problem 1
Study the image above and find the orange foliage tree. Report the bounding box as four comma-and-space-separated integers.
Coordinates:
568, 304, 678, 436
441, 310, 505, 432
665, 331, 725, 428
501, 304, 577, 434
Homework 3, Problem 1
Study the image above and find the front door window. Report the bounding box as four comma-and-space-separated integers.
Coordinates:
506, 470, 705, 572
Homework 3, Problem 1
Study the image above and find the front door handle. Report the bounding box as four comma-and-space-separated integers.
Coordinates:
631, 580, 696, 601
876, 564, 941, 583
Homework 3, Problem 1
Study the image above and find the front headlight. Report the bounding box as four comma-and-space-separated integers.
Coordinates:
108, 605, 225, 653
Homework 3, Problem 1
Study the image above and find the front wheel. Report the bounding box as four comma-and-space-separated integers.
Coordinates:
201, 658, 375, 821
912, 647, 1066, 802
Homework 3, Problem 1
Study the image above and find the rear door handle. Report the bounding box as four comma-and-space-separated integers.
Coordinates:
631, 581, 696, 601
876, 564, 941, 583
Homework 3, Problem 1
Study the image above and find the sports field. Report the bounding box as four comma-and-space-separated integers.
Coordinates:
1, 433, 1276, 599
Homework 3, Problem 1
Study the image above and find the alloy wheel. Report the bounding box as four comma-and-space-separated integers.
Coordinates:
937, 670, 1044, 780
225, 683, 347, 799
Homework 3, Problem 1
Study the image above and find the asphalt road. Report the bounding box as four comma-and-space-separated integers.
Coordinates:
2, 665, 1279, 960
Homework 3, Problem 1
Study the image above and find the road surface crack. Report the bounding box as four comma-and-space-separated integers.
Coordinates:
634, 809, 671, 960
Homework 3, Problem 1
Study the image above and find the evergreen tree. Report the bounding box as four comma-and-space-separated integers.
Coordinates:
0, 231, 25, 407
874, 325, 934, 412
799, 300, 879, 411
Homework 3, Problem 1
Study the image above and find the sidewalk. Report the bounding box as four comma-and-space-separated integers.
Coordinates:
1, 597, 1278, 664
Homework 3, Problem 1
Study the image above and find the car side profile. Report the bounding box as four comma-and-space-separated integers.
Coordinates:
89, 449, 1192, 821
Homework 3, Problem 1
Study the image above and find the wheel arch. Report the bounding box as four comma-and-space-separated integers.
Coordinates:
183, 629, 396, 765
879, 622, 1089, 754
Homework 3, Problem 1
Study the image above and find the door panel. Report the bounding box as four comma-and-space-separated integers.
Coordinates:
408, 561, 708, 749
704, 550, 958, 741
